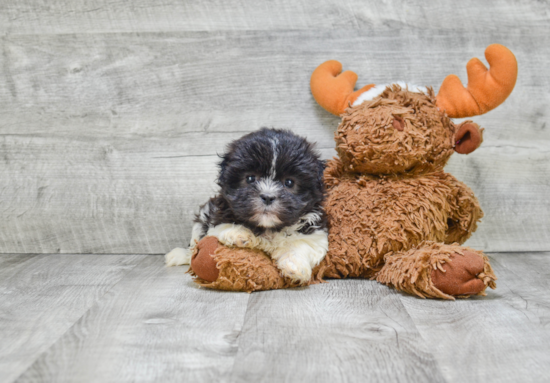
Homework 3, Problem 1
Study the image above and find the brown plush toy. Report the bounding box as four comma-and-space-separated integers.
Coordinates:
190, 44, 517, 299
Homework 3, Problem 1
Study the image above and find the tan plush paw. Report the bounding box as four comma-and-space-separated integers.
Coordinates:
431, 251, 494, 296
277, 254, 312, 285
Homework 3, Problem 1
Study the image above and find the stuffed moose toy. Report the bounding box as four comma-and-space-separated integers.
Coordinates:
188, 44, 517, 299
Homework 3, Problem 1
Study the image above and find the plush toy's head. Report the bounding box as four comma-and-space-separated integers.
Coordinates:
335, 86, 458, 175
311, 44, 518, 176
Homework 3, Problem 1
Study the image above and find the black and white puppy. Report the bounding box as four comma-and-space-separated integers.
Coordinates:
165, 128, 328, 284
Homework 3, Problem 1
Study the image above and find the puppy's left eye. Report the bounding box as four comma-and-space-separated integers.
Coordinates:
284, 179, 294, 188
246, 175, 256, 184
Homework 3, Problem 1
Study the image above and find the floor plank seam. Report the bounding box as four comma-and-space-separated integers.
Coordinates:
394, 292, 451, 383
227, 292, 252, 383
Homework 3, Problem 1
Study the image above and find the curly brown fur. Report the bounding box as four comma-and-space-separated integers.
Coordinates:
311, 86, 496, 298
315, 166, 483, 280
335, 87, 456, 176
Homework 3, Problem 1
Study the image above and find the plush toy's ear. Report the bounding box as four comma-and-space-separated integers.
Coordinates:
454, 122, 483, 154
310, 60, 375, 116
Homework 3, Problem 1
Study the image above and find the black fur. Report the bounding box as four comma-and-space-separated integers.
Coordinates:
195, 128, 327, 237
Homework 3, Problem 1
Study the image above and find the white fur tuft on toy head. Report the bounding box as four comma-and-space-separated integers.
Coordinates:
352, 82, 428, 107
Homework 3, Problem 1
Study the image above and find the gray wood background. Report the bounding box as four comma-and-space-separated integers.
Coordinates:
1, 0, 549, 254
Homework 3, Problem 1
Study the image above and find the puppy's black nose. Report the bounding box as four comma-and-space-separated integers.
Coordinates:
260, 194, 276, 205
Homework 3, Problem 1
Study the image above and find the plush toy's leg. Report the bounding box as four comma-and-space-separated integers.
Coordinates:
375, 242, 496, 300
189, 236, 296, 292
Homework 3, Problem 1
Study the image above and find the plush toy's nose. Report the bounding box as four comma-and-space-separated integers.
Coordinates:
392, 116, 405, 131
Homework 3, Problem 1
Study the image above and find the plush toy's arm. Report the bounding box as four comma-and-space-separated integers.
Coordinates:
190, 236, 294, 292
441, 174, 484, 245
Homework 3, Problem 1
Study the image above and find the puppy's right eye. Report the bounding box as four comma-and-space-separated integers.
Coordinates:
246, 175, 256, 184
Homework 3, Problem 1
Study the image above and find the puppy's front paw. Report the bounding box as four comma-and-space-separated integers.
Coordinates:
277, 253, 312, 285
217, 227, 255, 248
165, 247, 192, 267
232, 233, 253, 247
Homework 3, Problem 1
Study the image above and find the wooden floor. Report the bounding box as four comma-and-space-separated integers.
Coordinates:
1, 252, 549, 382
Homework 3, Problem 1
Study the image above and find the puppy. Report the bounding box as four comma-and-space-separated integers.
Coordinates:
165, 128, 328, 284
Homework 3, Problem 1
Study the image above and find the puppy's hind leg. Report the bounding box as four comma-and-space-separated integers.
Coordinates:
165, 221, 204, 266
165, 247, 193, 267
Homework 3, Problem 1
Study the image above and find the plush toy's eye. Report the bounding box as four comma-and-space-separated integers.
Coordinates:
246, 175, 256, 184
284, 179, 294, 188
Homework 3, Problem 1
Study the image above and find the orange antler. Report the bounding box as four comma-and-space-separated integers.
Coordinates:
436, 44, 518, 118
310, 61, 375, 116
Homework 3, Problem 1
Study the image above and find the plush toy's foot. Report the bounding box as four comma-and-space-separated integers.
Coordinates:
430, 250, 492, 296
376, 242, 496, 300
189, 236, 297, 292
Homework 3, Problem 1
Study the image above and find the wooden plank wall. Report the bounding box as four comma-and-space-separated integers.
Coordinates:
1, 0, 549, 254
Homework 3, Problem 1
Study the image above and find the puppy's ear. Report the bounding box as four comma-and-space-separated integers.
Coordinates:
217, 154, 229, 186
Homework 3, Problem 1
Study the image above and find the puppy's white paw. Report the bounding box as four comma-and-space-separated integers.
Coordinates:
217, 226, 255, 248
277, 253, 312, 285
165, 247, 192, 267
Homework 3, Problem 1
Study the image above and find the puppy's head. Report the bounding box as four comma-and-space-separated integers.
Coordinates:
218, 128, 325, 231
